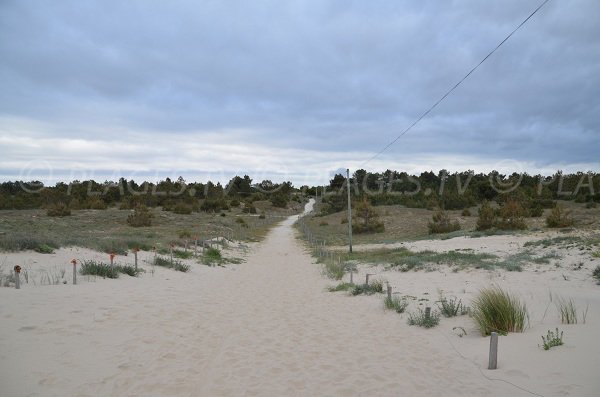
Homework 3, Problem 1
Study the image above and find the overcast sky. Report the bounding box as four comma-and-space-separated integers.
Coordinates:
1, 0, 599, 185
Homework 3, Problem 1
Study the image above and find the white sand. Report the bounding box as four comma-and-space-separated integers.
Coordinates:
1, 201, 599, 396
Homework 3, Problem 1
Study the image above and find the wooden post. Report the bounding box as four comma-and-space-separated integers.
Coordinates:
387, 283, 392, 300
488, 332, 498, 370
365, 273, 370, 285
71, 259, 77, 285
14, 265, 21, 289
194, 237, 198, 256
134, 249, 138, 272
170, 244, 174, 265
425, 307, 431, 320
110, 253, 115, 268
346, 168, 353, 253
350, 270, 353, 284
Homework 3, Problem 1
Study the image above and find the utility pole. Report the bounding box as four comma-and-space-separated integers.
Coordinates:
347, 168, 353, 253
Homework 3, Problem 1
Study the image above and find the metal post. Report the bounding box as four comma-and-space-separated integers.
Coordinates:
347, 168, 353, 253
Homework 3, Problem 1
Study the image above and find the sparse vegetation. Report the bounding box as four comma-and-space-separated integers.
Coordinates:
471, 286, 528, 335
541, 328, 564, 350
476, 201, 496, 231
79, 260, 140, 278
407, 308, 440, 328
438, 295, 469, 317
322, 259, 346, 280
154, 255, 190, 272
555, 296, 579, 324
351, 279, 384, 295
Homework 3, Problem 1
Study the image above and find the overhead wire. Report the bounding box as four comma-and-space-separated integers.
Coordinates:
360, 0, 551, 168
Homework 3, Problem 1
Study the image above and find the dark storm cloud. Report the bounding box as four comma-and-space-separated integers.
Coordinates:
0, 0, 598, 183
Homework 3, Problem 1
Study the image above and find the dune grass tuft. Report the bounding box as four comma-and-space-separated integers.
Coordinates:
384, 295, 409, 313
407, 308, 440, 328
154, 255, 191, 272
471, 285, 528, 335
555, 296, 578, 324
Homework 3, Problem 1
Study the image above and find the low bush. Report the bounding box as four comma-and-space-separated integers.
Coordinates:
319, 221, 329, 226
476, 201, 496, 231
407, 308, 440, 328
327, 282, 355, 292
127, 205, 153, 227
593, 265, 600, 284
471, 286, 528, 335
461, 208, 471, 217
546, 205, 574, 228
541, 328, 564, 350
428, 210, 460, 234
47, 202, 71, 217
34, 243, 56, 254
322, 260, 345, 280
351, 279, 384, 296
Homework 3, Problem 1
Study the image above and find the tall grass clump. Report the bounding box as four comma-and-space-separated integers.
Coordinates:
593, 265, 600, 284
384, 296, 409, 313
323, 259, 345, 280
47, 202, 71, 217
471, 286, 528, 335
555, 296, 578, 324
127, 204, 153, 227
80, 260, 119, 278
327, 282, 355, 292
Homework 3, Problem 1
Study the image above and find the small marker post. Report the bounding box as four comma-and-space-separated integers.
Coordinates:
387, 283, 392, 300
14, 265, 21, 289
133, 248, 139, 272
71, 259, 77, 285
109, 252, 116, 269
488, 332, 498, 370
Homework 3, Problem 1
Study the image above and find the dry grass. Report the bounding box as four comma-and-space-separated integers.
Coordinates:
0, 203, 299, 253
303, 201, 600, 247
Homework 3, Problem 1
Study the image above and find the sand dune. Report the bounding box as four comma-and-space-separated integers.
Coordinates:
1, 202, 599, 396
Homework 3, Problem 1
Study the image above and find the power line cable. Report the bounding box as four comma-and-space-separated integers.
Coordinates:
360, 0, 551, 167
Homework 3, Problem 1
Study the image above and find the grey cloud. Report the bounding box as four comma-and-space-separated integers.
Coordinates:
0, 0, 598, 181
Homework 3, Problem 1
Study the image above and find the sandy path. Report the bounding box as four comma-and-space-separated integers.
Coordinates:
2, 202, 594, 396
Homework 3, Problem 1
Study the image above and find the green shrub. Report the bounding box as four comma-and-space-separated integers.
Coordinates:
154, 255, 190, 272
428, 210, 461, 234
258, 213, 266, 219
87, 197, 107, 210
230, 199, 240, 207
546, 205, 574, 228
529, 203, 544, 217
586, 202, 597, 209
34, 243, 56, 254
242, 202, 257, 214
496, 199, 527, 230
461, 208, 471, 217
173, 249, 194, 259
127, 205, 153, 227
471, 286, 528, 335
541, 328, 564, 350
235, 217, 247, 227
476, 201, 495, 231
47, 202, 71, 217
593, 266, 600, 284
327, 282, 355, 292
407, 308, 440, 328
352, 198, 384, 234
384, 296, 409, 313
80, 260, 119, 278
202, 247, 222, 266
319, 221, 329, 226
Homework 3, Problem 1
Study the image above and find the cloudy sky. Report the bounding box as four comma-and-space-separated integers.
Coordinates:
1, 0, 599, 185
